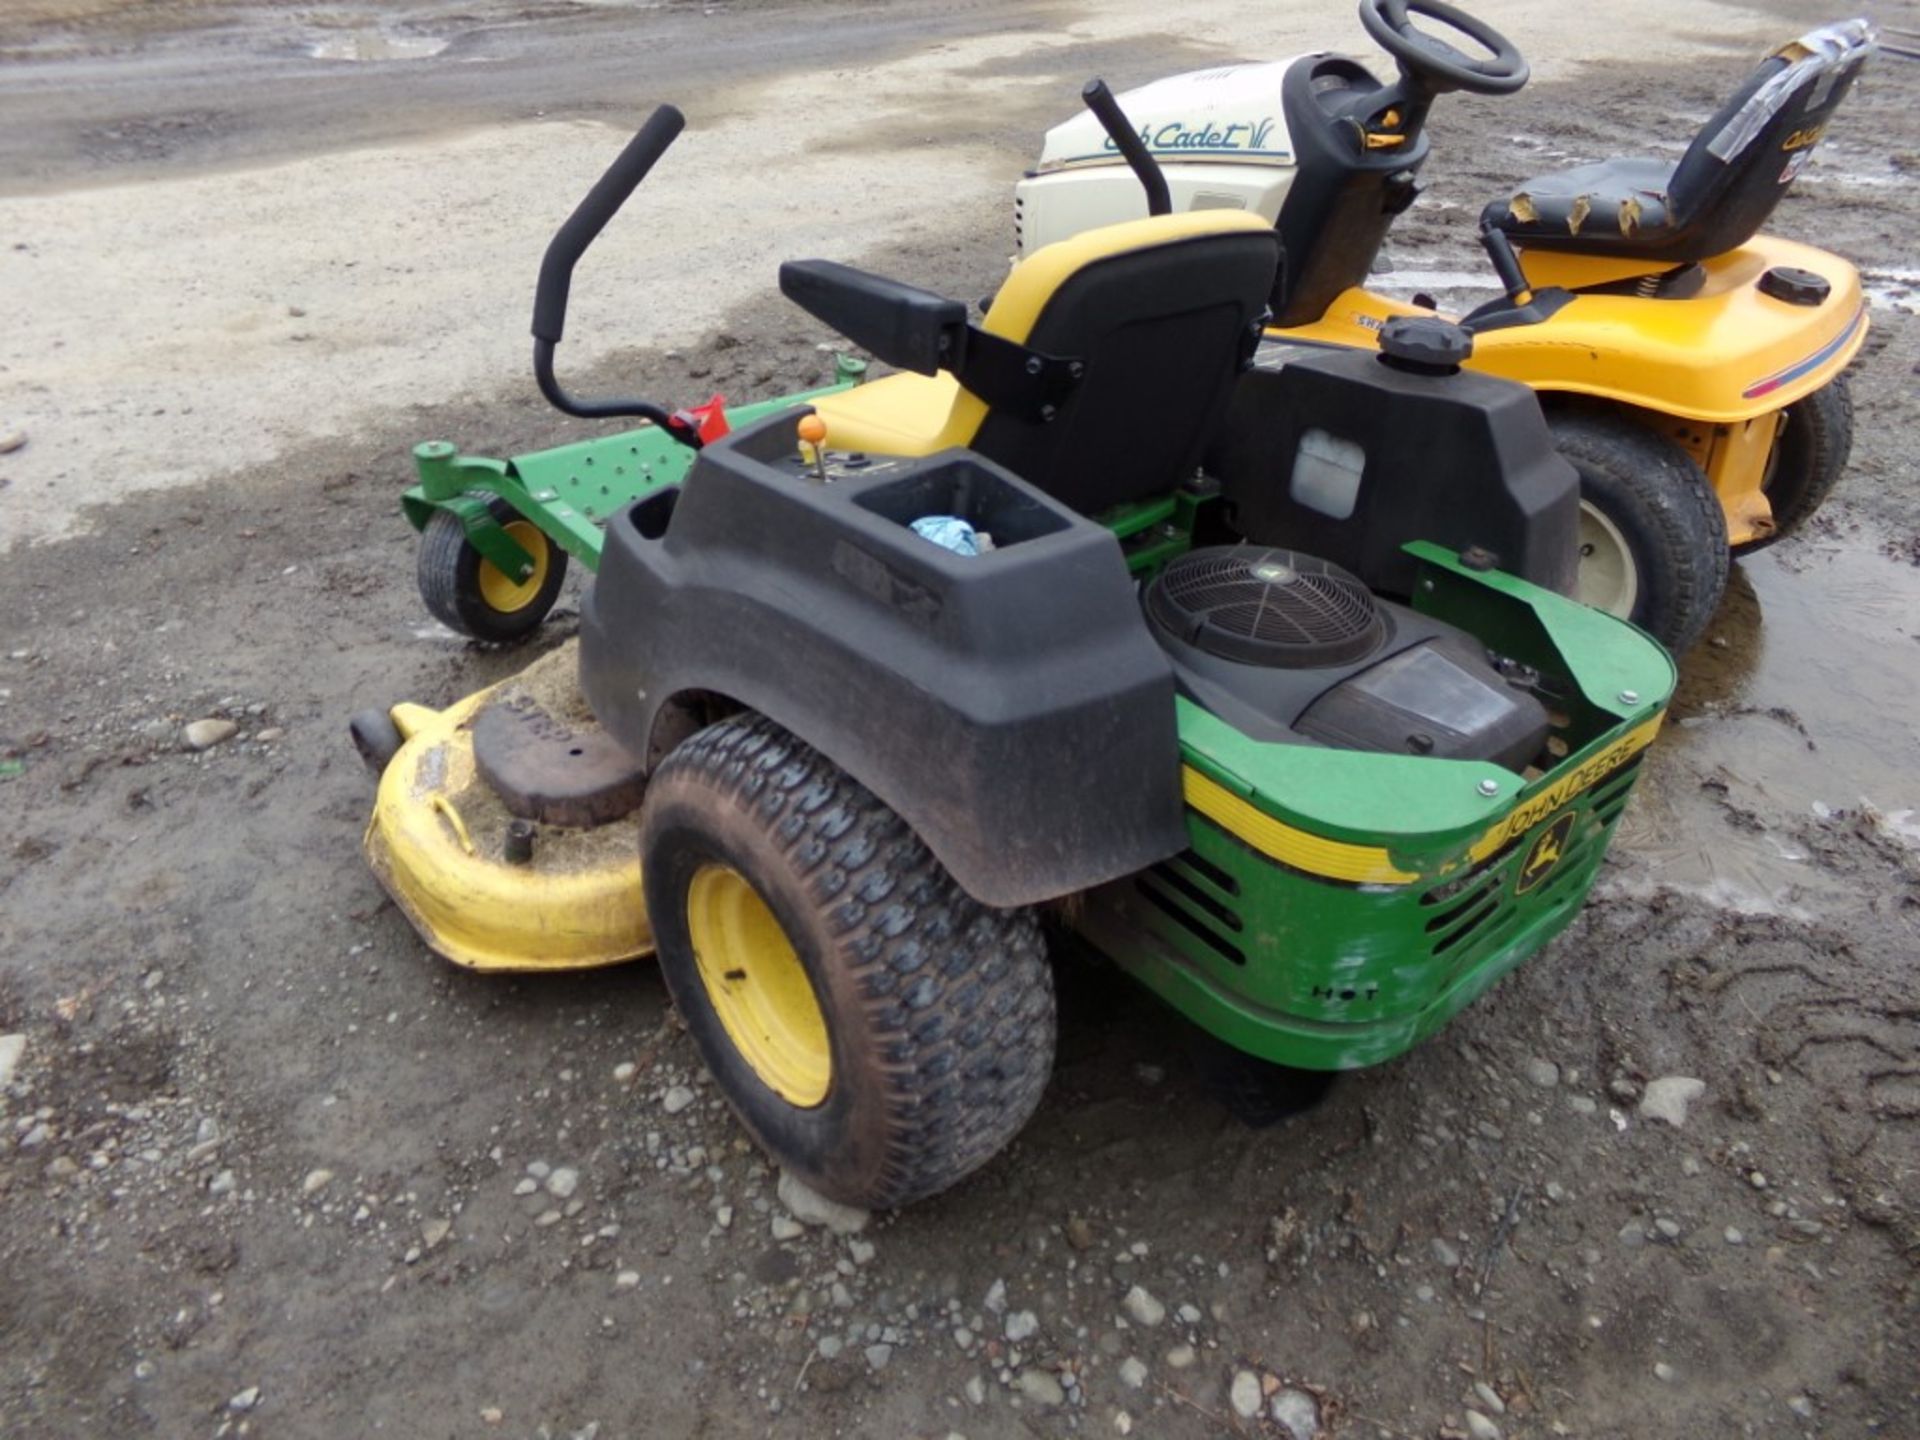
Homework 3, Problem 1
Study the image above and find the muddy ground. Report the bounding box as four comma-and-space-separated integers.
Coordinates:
2, 2, 1917, 1438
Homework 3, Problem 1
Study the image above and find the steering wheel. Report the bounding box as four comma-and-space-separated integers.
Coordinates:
1358, 0, 1528, 96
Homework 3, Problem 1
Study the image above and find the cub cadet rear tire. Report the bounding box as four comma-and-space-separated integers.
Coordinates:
417, 495, 567, 643
1550, 408, 1729, 653
640, 714, 1056, 1209
1737, 375, 1855, 554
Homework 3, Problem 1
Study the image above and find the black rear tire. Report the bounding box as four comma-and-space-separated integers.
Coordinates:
1735, 375, 1854, 553
640, 714, 1056, 1209
1549, 407, 1729, 653
417, 495, 568, 644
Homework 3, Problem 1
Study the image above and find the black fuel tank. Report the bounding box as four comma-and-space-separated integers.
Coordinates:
1204, 336, 1578, 600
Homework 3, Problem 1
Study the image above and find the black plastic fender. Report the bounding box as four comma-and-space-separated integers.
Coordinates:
579, 412, 1188, 908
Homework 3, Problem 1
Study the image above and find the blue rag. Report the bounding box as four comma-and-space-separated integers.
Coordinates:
910, 515, 980, 557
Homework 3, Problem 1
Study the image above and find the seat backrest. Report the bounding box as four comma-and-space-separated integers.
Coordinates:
947, 213, 1282, 515
1664, 20, 1874, 255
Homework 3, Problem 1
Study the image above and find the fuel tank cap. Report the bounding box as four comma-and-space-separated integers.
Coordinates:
1758, 266, 1830, 306
1378, 315, 1474, 373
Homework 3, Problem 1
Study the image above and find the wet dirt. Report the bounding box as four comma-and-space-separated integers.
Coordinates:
1609, 546, 1920, 916
3, 2, 1918, 1439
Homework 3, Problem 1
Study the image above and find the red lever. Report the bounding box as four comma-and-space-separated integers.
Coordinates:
681, 394, 730, 444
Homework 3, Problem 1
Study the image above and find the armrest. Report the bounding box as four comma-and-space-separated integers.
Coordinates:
779, 259, 969, 376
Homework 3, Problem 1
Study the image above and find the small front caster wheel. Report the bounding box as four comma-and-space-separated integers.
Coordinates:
417, 496, 568, 643
641, 713, 1057, 1210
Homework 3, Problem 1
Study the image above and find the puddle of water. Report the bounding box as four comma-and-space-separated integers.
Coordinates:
1372, 265, 1495, 297
311, 31, 450, 63
1607, 542, 1920, 911
1802, 167, 1906, 192
1862, 267, 1920, 316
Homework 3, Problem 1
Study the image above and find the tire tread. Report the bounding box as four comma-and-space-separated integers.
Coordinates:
653, 714, 1055, 1207
1552, 406, 1729, 653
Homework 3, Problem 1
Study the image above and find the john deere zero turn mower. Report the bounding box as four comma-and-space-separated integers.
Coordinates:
357, 100, 1674, 1209
1014, 4, 1876, 652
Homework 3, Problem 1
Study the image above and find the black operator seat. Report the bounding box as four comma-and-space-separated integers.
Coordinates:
1480, 20, 1875, 263
781, 211, 1282, 517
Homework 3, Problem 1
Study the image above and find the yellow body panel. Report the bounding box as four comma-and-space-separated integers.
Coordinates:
364, 687, 652, 972
1290, 235, 1865, 424
813, 210, 1278, 457
1511, 251, 1674, 291
1283, 234, 1864, 545
1654, 410, 1784, 545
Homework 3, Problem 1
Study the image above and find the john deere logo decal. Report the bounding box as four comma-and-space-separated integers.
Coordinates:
1516, 811, 1577, 894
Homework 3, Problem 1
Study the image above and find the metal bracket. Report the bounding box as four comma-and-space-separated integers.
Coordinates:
441, 493, 540, 580
954, 328, 1084, 422
400, 444, 540, 577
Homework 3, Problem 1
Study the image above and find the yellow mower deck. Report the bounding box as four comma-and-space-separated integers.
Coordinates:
363, 658, 652, 973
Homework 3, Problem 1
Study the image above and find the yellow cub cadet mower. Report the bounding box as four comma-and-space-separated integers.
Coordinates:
1014, 3, 1877, 650
357, 98, 1675, 1210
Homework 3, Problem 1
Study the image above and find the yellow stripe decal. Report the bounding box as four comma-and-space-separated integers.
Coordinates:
1182, 767, 1419, 885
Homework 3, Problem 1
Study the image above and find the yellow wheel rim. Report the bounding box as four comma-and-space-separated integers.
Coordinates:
475, 520, 550, 614
685, 864, 832, 1107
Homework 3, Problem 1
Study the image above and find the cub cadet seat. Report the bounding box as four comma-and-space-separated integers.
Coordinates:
784, 211, 1281, 516
1481, 19, 1874, 263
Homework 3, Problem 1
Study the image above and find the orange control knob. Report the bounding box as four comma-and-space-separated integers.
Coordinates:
796, 413, 830, 483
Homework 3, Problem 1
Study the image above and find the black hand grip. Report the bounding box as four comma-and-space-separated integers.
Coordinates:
532, 104, 686, 344
1081, 79, 1171, 217
1479, 218, 1532, 304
